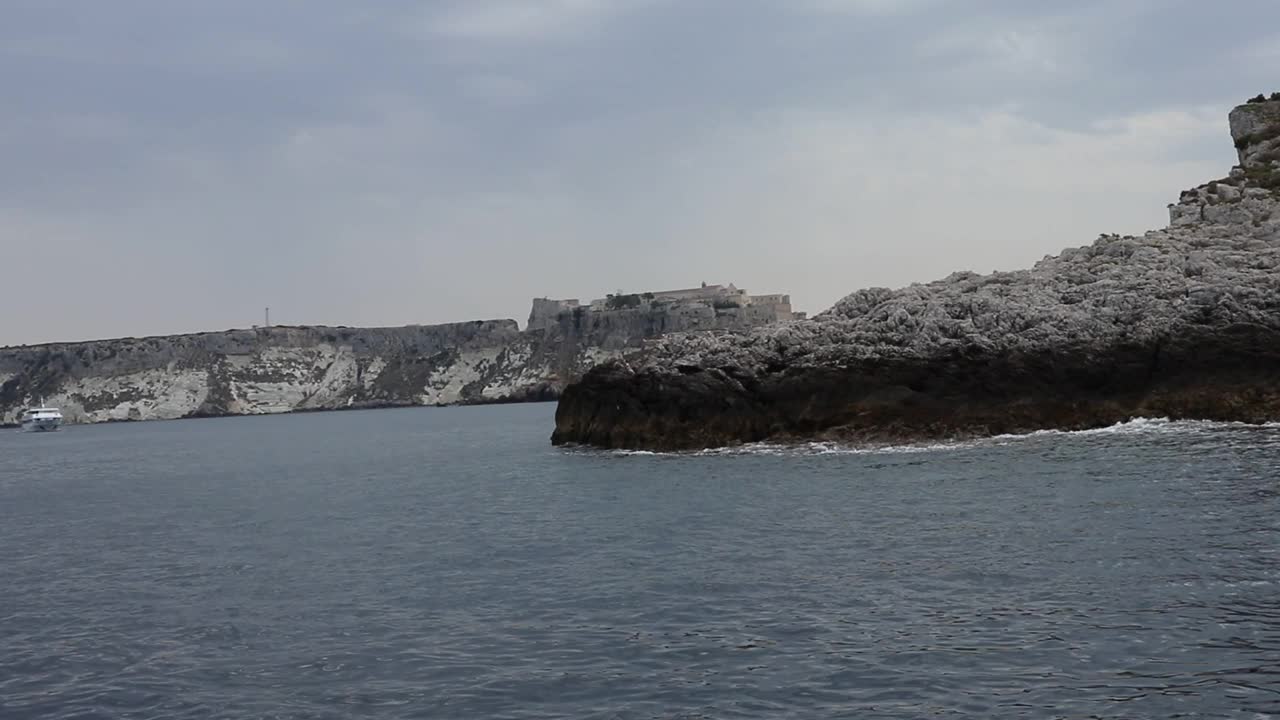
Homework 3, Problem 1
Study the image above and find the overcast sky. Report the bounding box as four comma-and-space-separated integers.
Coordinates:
3, 1, 1278, 345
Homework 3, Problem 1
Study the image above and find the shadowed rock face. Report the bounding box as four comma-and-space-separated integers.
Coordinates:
1230, 99, 1280, 169
553, 99, 1280, 450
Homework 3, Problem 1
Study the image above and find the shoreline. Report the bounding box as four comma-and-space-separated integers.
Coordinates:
551, 98, 1280, 451
1, 396, 560, 430
558, 416, 1280, 456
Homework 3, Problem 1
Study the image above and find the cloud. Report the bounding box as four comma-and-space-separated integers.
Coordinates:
918, 26, 1063, 73
274, 95, 449, 181
797, 0, 940, 15
424, 0, 647, 41
1236, 33, 1280, 62
2, 0, 1279, 345
458, 73, 540, 105
614, 104, 1223, 312
1089, 108, 1223, 143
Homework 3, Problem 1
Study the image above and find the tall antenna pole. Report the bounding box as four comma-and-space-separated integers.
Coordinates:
265, 307, 270, 327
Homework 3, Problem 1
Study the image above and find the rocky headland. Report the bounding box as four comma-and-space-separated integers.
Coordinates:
0, 283, 797, 426
552, 97, 1280, 450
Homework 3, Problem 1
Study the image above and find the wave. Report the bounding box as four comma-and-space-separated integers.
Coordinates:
597, 417, 1279, 458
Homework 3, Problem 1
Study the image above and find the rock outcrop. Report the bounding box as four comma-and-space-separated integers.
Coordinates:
1231, 95, 1280, 178
552, 97, 1280, 450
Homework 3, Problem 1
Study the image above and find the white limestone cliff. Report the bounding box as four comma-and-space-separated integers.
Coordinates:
0, 322, 577, 425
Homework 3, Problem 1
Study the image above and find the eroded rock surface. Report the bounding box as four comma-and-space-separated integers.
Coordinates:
0, 322, 537, 425
553, 99, 1280, 450
0, 284, 797, 425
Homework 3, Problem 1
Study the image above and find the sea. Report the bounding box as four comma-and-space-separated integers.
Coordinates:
1, 404, 1277, 719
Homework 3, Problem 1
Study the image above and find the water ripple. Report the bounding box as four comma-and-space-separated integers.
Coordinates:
0, 405, 1277, 718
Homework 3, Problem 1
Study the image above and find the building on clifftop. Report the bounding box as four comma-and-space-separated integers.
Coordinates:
527, 282, 803, 332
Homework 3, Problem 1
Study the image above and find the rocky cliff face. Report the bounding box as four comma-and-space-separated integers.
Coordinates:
1230, 96, 1280, 177
0, 319, 614, 425
0, 289, 798, 425
553, 98, 1280, 450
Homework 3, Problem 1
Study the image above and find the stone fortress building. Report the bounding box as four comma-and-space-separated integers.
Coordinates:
528, 282, 805, 332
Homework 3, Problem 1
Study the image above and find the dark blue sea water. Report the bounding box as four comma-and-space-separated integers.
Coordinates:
1, 405, 1277, 719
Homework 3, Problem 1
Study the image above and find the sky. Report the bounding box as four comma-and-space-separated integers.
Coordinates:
2, 0, 1278, 345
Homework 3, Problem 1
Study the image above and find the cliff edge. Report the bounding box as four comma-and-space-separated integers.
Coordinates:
1, 282, 801, 425
552, 97, 1280, 450
0, 321, 542, 425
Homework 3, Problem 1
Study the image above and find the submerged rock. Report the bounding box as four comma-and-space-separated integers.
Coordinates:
553, 98, 1280, 450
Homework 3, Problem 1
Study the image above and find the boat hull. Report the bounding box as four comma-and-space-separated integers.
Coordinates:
21, 419, 62, 432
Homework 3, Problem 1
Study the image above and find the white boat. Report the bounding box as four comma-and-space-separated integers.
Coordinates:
20, 401, 63, 432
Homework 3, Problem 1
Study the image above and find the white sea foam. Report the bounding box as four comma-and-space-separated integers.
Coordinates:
596, 417, 1278, 458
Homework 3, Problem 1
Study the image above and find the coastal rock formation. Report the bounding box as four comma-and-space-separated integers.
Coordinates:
1231, 94, 1280, 177
0, 321, 535, 425
553, 97, 1280, 450
0, 283, 800, 426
